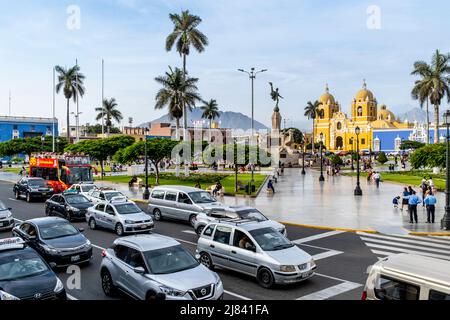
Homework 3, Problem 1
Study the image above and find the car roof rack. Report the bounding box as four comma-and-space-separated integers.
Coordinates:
217, 218, 258, 226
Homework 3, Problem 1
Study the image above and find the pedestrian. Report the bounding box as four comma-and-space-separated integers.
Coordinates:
424, 191, 437, 223
373, 171, 381, 188
194, 181, 202, 189
212, 181, 223, 197
408, 191, 421, 224
428, 177, 435, 193
267, 179, 275, 194
401, 187, 410, 211
392, 196, 400, 209
420, 178, 428, 207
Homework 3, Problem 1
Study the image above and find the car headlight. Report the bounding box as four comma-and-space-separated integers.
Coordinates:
70, 207, 80, 212
280, 265, 296, 273
84, 240, 91, 248
6, 211, 12, 218
0, 290, 20, 300
125, 220, 134, 225
213, 272, 222, 286
42, 244, 59, 254
310, 259, 317, 269
54, 277, 64, 293
159, 286, 185, 297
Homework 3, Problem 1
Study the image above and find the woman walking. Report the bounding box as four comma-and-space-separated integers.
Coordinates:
401, 187, 410, 211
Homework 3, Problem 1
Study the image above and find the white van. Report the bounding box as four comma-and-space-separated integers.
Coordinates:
363, 253, 450, 300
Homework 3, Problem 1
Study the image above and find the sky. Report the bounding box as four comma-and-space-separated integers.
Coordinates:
0, 0, 449, 130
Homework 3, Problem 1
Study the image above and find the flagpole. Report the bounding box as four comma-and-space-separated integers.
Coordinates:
102, 59, 105, 137
52, 67, 56, 152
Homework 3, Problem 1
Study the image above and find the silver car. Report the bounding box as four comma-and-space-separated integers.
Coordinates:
85, 188, 126, 204
148, 186, 225, 226
86, 197, 154, 236
197, 221, 316, 288
193, 206, 287, 236
0, 201, 14, 231
100, 234, 224, 300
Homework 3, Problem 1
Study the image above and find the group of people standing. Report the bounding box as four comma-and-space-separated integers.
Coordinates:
394, 178, 437, 224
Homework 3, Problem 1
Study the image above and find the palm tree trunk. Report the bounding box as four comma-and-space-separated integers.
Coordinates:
426, 99, 430, 144
175, 118, 180, 140
175, 118, 180, 177
312, 120, 315, 154
66, 99, 71, 143
155, 162, 160, 186
434, 104, 440, 144
182, 53, 189, 177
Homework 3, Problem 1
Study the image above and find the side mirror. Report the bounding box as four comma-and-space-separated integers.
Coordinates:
8, 208, 12, 211
195, 254, 201, 261
49, 262, 57, 269
78, 228, 85, 233
134, 267, 145, 274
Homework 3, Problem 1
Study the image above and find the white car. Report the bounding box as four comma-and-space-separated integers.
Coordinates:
66, 183, 98, 196
85, 188, 127, 204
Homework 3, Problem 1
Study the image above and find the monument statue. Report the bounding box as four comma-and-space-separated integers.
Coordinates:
269, 82, 283, 111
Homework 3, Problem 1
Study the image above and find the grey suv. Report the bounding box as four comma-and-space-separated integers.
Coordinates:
100, 234, 224, 300
197, 221, 316, 288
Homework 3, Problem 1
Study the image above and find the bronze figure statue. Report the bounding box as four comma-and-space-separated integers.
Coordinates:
269, 82, 283, 110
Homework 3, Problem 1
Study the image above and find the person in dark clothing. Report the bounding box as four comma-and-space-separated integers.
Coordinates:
424, 191, 437, 223
267, 180, 275, 194
408, 191, 421, 224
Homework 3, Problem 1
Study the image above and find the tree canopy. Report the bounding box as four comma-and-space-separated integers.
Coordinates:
0, 136, 68, 158
400, 140, 426, 150
410, 143, 446, 169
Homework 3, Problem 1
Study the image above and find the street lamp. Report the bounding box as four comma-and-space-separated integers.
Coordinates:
301, 133, 306, 175
238, 67, 267, 184
350, 137, 355, 171
319, 133, 325, 182
56, 138, 60, 153
441, 110, 450, 230
41, 136, 46, 150
354, 126, 363, 196
143, 127, 150, 200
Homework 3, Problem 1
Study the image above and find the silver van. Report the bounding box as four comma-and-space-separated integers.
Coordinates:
148, 186, 225, 226
197, 220, 316, 288
363, 253, 450, 300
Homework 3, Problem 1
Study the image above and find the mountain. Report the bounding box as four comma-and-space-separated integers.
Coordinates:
396, 107, 445, 124
141, 108, 269, 130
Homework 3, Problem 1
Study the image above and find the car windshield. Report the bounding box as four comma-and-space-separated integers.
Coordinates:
66, 195, 90, 204
237, 209, 267, 222
188, 191, 216, 204
105, 192, 123, 201
28, 180, 46, 187
0, 201, 8, 211
68, 167, 93, 184
0, 251, 49, 281
39, 223, 79, 240
143, 245, 199, 275
249, 227, 294, 251
114, 203, 141, 215
81, 185, 96, 192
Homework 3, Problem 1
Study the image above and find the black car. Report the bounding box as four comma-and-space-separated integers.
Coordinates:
0, 237, 66, 300
13, 177, 54, 202
12, 217, 93, 267
45, 193, 94, 221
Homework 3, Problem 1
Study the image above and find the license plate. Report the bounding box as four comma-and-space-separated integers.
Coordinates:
0, 222, 4, 227
140, 225, 147, 229
42, 193, 47, 196
301, 271, 313, 279
71, 255, 80, 262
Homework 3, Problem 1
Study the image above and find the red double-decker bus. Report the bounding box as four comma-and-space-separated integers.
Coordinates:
29, 154, 94, 193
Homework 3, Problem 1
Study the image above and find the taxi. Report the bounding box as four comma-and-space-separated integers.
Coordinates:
0, 237, 67, 300
86, 196, 154, 236
0, 201, 14, 231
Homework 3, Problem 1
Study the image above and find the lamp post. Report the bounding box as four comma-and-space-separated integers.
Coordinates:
350, 137, 355, 171
319, 133, 325, 182
354, 126, 363, 196
234, 137, 238, 193
302, 133, 306, 175
238, 67, 267, 184
441, 110, 450, 230
143, 128, 150, 200
56, 138, 60, 154
41, 136, 46, 150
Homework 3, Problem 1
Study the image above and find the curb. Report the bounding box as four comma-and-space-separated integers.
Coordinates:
408, 231, 450, 237
131, 199, 149, 204
279, 221, 378, 234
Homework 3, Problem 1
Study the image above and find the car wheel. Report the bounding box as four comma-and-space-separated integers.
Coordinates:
66, 212, 73, 222
15, 190, 20, 200
115, 223, 124, 236
196, 225, 205, 236
89, 218, 97, 230
153, 209, 162, 221
45, 207, 50, 216
200, 252, 214, 270
189, 214, 197, 227
257, 268, 275, 289
101, 270, 117, 297
26, 193, 31, 203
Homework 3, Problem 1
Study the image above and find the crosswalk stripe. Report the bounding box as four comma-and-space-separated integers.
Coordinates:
296, 282, 361, 300
359, 232, 450, 249
182, 230, 197, 235
312, 250, 343, 261
293, 230, 346, 244
359, 232, 450, 245
372, 250, 400, 257
360, 237, 450, 255
365, 243, 450, 261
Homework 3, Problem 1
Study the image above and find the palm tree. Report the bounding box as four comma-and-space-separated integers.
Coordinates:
55, 65, 85, 142
200, 99, 221, 129
166, 10, 209, 140
95, 98, 123, 137
154, 67, 202, 140
411, 50, 450, 143
304, 100, 322, 153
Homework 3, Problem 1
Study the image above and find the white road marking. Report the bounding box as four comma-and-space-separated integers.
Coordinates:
67, 293, 78, 300
293, 231, 346, 244
365, 243, 450, 261
312, 250, 343, 261
92, 244, 105, 251
224, 290, 251, 300
296, 282, 362, 300
182, 230, 197, 235
359, 232, 450, 247
8, 198, 18, 202
315, 273, 359, 284
360, 237, 450, 255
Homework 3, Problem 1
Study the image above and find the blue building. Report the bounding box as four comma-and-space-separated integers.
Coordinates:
0, 116, 59, 142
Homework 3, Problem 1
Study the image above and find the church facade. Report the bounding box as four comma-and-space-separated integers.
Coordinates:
314, 81, 413, 152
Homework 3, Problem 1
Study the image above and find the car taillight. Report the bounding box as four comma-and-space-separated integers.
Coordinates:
361, 291, 367, 300
101, 250, 107, 258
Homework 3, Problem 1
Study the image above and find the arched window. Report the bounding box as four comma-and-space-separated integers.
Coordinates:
319, 109, 325, 119
357, 107, 363, 117
337, 122, 342, 130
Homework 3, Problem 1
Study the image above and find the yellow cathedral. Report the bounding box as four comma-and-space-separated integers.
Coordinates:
314, 81, 412, 152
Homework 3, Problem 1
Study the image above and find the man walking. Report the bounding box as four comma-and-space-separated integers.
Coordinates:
424, 191, 437, 223
373, 172, 381, 188
408, 191, 421, 224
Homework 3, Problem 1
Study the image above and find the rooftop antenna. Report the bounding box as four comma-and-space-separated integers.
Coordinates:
8, 90, 11, 116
